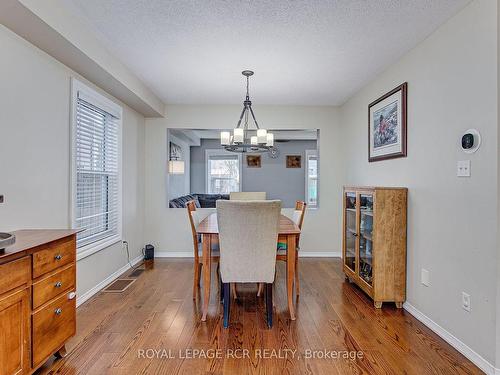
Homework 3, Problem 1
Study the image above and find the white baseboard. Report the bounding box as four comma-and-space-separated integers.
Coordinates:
155, 251, 340, 258
299, 251, 341, 257
403, 302, 497, 375
155, 251, 194, 258
76, 254, 143, 307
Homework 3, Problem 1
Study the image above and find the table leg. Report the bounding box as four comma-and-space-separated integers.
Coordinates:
201, 234, 212, 321
287, 234, 296, 320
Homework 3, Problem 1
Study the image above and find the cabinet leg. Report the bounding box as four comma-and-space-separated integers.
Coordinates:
395, 302, 403, 309
374, 301, 383, 309
55, 345, 67, 359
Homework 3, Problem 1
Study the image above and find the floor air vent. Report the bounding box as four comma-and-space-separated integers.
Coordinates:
103, 278, 136, 293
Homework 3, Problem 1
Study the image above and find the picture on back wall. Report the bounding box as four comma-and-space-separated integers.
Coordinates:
246, 155, 261, 168
368, 82, 407, 162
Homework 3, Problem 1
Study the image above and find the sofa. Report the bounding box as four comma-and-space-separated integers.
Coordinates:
169, 193, 230, 208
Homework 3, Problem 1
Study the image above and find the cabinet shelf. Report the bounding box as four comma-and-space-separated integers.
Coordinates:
342, 186, 407, 309
347, 227, 357, 235
361, 231, 372, 241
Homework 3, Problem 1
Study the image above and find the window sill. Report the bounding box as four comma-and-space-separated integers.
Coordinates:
76, 235, 122, 261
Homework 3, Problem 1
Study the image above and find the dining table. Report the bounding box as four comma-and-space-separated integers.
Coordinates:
196, 212, 301, 321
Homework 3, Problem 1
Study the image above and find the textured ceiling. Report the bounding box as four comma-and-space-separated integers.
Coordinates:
62, 0, 470, 105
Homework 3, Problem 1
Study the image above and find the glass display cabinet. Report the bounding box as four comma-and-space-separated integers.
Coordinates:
342, 186, 408, 308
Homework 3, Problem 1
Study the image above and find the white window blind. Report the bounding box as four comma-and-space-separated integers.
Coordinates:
75, 92, 120, 249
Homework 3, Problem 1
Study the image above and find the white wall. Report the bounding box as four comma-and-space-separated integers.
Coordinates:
0, 25, 146, 297
497, 1, 500, 369
145, 105, 342, 255
340, 0, 498, 367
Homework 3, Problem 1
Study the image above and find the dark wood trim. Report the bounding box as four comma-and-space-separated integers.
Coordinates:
368, 82, 408, 162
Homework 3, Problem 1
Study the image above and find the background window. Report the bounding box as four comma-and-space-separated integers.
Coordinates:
305, 150, 318, 207
205, 150, 241, 194
72, 79, 122, 255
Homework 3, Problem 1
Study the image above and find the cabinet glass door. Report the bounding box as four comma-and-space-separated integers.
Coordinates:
344, 192, 357, 273
358, 193, 373, 285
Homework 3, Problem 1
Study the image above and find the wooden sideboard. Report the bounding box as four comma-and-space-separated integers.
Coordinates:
342, 186, 407, 308
0, 229, 78, 375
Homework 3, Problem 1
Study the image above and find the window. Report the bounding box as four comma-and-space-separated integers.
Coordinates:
71, 79, 122, 258
305, 149, 318, 207
205, 150, 242, 194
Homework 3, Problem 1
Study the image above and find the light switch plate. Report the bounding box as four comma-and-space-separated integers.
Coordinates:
462, 292, 471, 312
457, 160, 471, 177
421, 269, 430, 286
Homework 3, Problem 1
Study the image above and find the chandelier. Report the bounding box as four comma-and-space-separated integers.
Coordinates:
220, 70, 274, 153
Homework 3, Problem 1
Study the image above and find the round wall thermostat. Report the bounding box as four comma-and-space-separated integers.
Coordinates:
461, 129, 481, 153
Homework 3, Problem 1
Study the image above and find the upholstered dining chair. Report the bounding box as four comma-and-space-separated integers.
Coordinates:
258, 201, 307, 297
186, 200, 220, 299
229, 191, 266, 200
228, 191, 267, 298
217, 200, 281, 328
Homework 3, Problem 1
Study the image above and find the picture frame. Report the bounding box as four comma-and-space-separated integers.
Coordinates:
246, 155, 261, 168
368, 82, 407, 162
286, 155, 301, 168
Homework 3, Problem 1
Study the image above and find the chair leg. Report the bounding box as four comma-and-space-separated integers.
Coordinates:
295, 253, 300, 296
220, 277, 224, 303
231, 283, 238, 299
193, 261, 200, 299
265, 283, 273, 328
257, 283, 264, 297
223, 283, 231, 328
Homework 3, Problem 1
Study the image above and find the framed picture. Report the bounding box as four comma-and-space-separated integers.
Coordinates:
246, 155, 261, 168
286, 155, 301, 168
368, 82, 407, 162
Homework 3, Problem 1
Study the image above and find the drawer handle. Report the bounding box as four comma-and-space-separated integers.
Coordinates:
54, 308, 62, 315
54, 254, 62, 260
55, 281, 62, 288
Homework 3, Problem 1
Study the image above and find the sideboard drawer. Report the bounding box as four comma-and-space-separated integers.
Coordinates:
32, 264, 75, 309
32, 237, 75, 278
32, 291, 76, 368
0, 256, 30, 296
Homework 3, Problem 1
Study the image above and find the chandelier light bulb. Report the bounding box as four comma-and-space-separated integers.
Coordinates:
233, 128, 244, 143
266, 133, 274, 147
257, 129, 267, 144
220, 131, 230, 145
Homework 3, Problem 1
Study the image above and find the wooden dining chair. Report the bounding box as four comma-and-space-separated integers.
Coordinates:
258, 200, 307, 297
187, 200, 220, 299
217, 200, 281, 328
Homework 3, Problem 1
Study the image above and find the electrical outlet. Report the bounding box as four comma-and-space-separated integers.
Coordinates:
421, 269, 430, 286
462, 292, 471, 312
457, 160, 471, 177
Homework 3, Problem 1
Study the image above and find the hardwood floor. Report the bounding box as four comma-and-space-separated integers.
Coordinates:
37, 259, 483, 375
